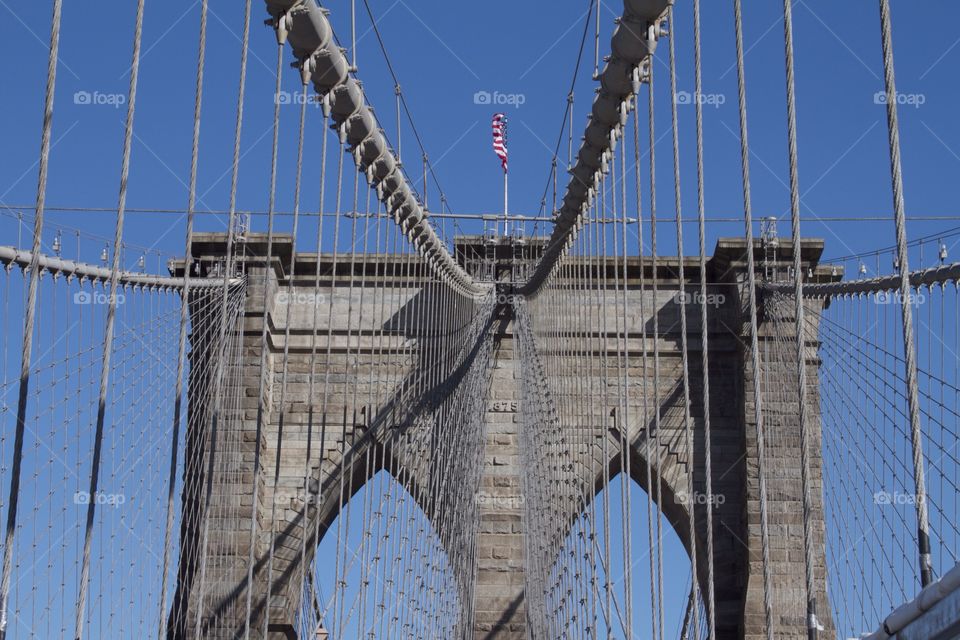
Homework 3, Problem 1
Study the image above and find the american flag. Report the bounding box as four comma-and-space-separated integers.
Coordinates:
491, 112, 508, 173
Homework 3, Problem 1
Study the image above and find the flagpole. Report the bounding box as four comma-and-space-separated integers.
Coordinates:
503, 169, 508, 237
491, 112, 508, 236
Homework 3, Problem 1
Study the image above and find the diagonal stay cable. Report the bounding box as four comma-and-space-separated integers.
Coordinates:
535, 0, 596, 218
359, 0, 455, 213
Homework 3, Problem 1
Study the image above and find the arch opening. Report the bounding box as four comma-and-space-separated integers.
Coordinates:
298, 468, 466, 639
534, 470, 701, 638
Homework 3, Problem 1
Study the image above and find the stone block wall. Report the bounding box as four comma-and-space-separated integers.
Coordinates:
168, 234, 838, 639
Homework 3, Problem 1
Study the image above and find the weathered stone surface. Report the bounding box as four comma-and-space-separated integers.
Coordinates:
167, 235, 837, 639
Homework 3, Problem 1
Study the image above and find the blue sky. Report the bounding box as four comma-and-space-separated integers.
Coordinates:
2, 0, 960, 274
1, 1, 959, 637
315, 475, 694, 638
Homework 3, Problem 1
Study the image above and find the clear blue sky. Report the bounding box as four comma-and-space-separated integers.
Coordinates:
2, 0, 960, 272
1, 1, 959, 637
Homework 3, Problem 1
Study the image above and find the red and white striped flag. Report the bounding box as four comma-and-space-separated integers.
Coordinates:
491, 112, 508, 173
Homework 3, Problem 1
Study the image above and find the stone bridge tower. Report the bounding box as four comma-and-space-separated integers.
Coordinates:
167, 233, 839, 639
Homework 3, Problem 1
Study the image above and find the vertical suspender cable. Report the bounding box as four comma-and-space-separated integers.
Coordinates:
354, 189, 380, 633
667, 10, 700, 639
648, 64, 666, 640
75, 1, 146, 637
423, 153, 429, 211
333, 163, 362, 632
351, 0, 357, 70
0, 1, 64, 636
552, 157, 558, 216
395, 85, 403, 167
633, 99, 659, 640
782, 1, 821, 636
192, 0, 252, 629
692, 1, 717, 637
877, 0, 933, 588
323, 138, 346, 639
619, 105, 634, 640
733, 1, 775, 636
242, 39, 284, 639
299, 89, 332, 622
159, 2, 208, 637
262, 80, 310, 638
307, 101, 335, 633
598, 175, 614, 633
593, 0, 600, 78
567, 93, 575, 171
215, 0, 251, 482
586, 204, 599, 634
